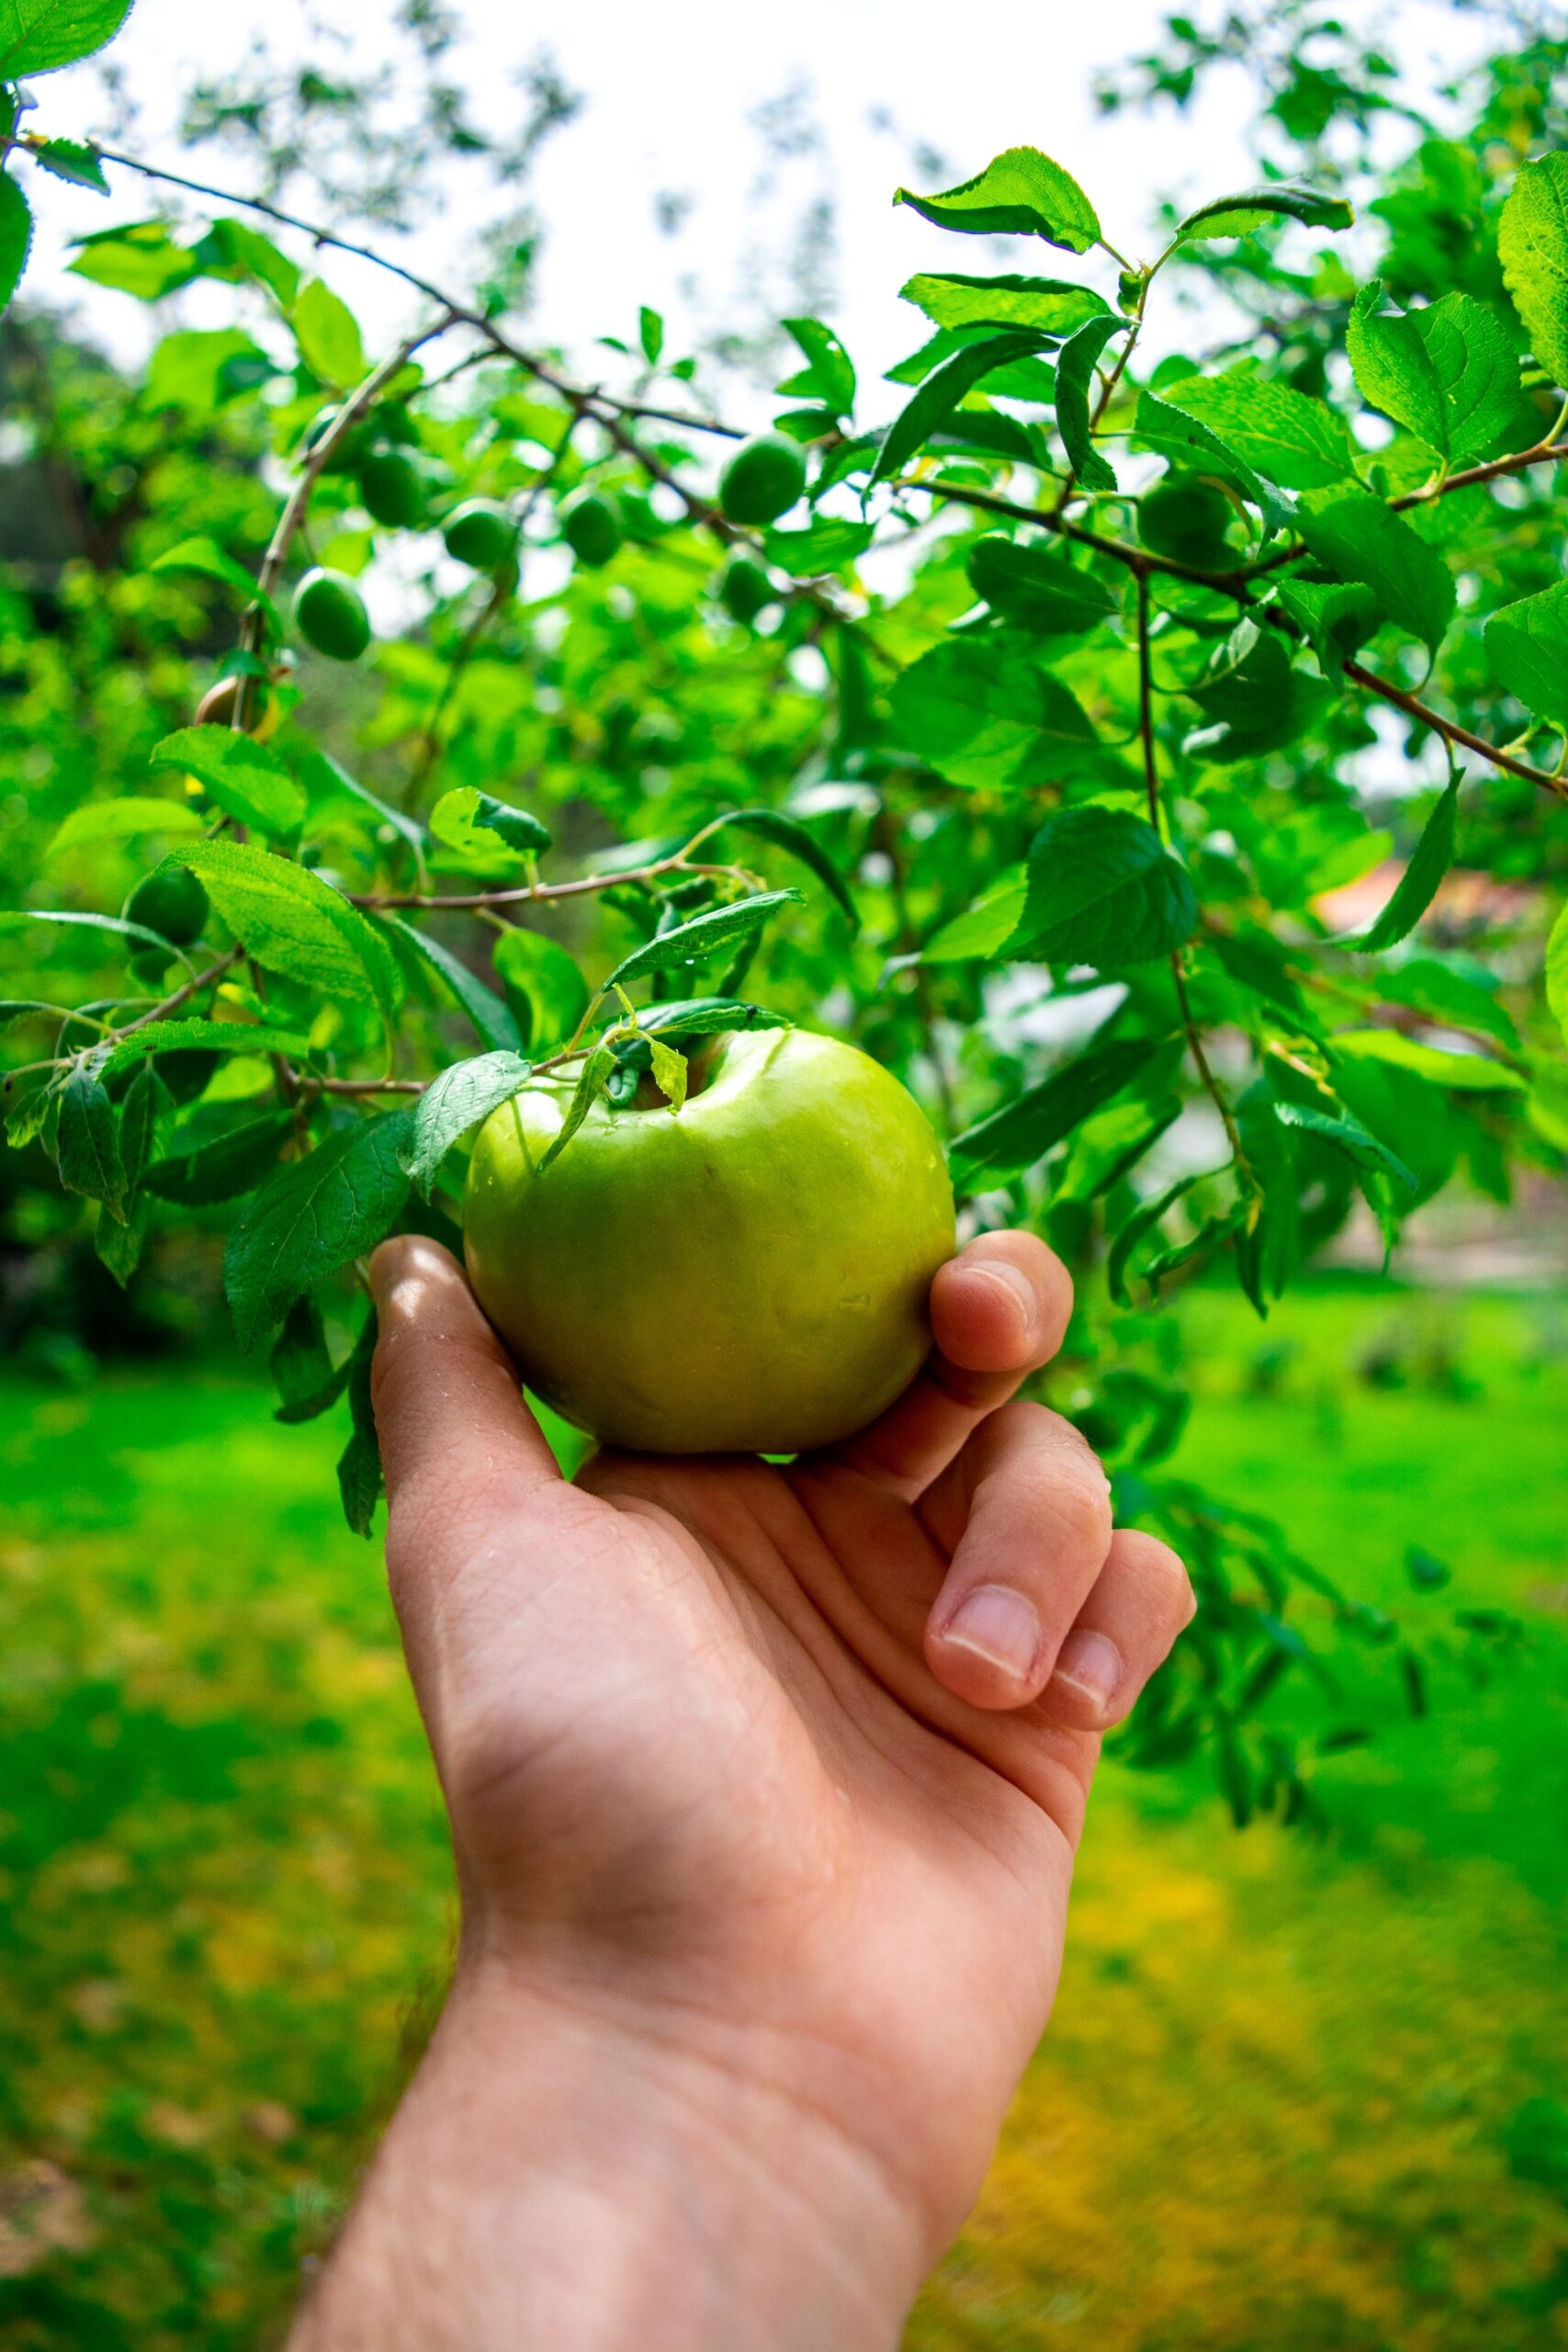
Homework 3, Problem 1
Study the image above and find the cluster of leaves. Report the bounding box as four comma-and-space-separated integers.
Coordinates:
4, 0, 1564, 1822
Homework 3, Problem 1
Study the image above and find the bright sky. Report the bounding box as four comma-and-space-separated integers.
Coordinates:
25, 0, 1496, 411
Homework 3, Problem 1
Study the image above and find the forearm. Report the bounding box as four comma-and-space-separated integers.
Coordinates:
288, 1958, 926, 2352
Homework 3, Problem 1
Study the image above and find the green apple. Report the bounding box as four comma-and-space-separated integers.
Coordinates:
463, 1027, 955, 1454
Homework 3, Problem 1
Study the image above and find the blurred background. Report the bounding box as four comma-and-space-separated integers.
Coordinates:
3, 2, 1566, 2345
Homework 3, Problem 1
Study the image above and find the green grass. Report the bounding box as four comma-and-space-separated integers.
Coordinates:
1, 1280, 1565, 2346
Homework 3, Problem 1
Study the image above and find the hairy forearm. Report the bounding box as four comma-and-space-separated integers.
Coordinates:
287, 1960, 925, 2352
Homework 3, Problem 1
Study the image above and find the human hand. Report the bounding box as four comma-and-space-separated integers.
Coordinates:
289, 1229, 1193, 2352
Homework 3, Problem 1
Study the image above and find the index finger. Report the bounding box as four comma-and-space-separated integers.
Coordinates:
819, 1230, 1072, 1499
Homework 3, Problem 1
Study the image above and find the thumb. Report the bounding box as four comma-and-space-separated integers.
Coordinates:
368, 1236, 564, 1577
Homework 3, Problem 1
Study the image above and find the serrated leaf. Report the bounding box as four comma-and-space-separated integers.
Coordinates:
144, 326, 273, 415
0, 0, 134, 75
0, 906, 191, 957
890, 635, 1096, 791
1543, 901, 1568, 1047
1484, 580, 1568, 733
94, 1191, 149, 1285
1011, 807, 1197, 967
1055, 314, 1123, 492
57, 1060, 126, 1218
1175, 184, 1354, 242
778, 315, 855, 414
0, 170, 33, 317
380, 914, 521, 1054
918, 865, 1029, 963
402, 1050, 533, 1196
871, 329, 1047, 485
1497, 152, 1568, 390
269, 1294, 347, 1422
150, 726, 305, 839
152, 535, 276, 627
968, 537, 1119, 635
225, 1112, 412, 1351
1296, 488, 1456, 655
45, 796, 203, 860
1275, 578, 1381, 677
949, 1035, 1158, 1188
164, 841, 398, 1010
706, 807, 858, 931
1107, 1170, 1212, 1306
646, 1034, 688, 1114
489, 925, 587, 1054
103, 1019, 310, 1077
536, 1036, 617, 1174
336, 1309, 382, 1535
29, 135, 109, 193
146, 1107, 296, 1204
894, 147, 1100, 254
1134, 387, 1294, 537
1347, 283, 1520, 468
1330, 1029, 1526, 1091
1181, 618, 1333, 762
189, 215, 300, 305
630, 997, 790, 1040
898, 271, 1111, 338
298, 748, 426, 868
1349, 772, 1460, 951
117, 1057, 171, 1194
429, 785, 551, 865
1273, 1100, 1416, 1188
602, 889, 802, 995
1157, 365, 1356, 491
292, 277, 367, 389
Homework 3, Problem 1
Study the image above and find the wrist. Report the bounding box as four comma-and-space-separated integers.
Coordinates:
291, 1946, 928, 2352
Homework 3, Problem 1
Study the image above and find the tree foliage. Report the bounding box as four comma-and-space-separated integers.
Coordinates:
2, 6, 1563, 1822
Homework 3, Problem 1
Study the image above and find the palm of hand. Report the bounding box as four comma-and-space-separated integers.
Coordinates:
373, 1234, 1191, 2248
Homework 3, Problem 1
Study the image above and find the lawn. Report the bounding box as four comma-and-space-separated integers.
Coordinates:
1, 1280, 1564, 2348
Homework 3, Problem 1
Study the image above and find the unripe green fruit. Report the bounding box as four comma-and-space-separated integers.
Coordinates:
358, 444, 431, 530
560, 492, 622, 568
293, 567, 372, 662
717, 433, 807, 527
443, 498, 517, 571
1139, 474, 1235, 569
463, 1027, 956, 1454
194, 673, 279, 741
127, 865, 209, 949
717, 555, 777, 624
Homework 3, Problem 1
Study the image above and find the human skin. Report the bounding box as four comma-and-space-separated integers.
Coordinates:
287, 1228, 1194, 2351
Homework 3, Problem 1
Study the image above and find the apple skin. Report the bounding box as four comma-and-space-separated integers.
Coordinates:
463, 1027, 956, 1455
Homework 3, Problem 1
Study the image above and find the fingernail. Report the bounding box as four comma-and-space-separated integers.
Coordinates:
939, 1584, 1042, 1686
970, 1261, 1038, 1344
1049, 1628, 1123, 1717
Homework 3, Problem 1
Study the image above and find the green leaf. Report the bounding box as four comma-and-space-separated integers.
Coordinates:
1011, 807, 1197, 967
0, 906, 194, 956
602, 889, 803, 996
1054, 314, 1124, 492
870, 330, 1047, 485
630, 996, 790, 1041
57, 1060, 126, 1219
1181, 619, 1332, 762
292, 277, 367, 389
45, 796, 203, 860
1330, 1029, 1526, 1091
225, 1112, 413, 1352
778, 315, 856, 414
28, 135, 108, 193
1156, 365, 1357, 491
150, 727, 305, 840
918, 865, 1029, 963
164, 841, 399, 1010
145, 327, 273, 414
402, 1050, 533, 1197
1107, 1170, 1211, 1306
146, 1108, 296, 1204
890, 635, 1096, 791
1484, 580, 1568, 733
299, 749, 426, 868
1347, 284, 1520, 468
336, 1309, 382, 1536
1134, 388, 1295, 536
103, 1017, 310, 1076
1498, 152, 1568, 390
1175, 184, 1354, 242
152, 536, 276, 626
380, 914, 520, 1055
705, 807, 858, 931
894, 147, 1100, 255
1545, 901, 1568, 1048
646, 1034, 688, 1114
490, 925, 588, 1054
898, 272, 1111, 338
429, 786, 550, 865
966, 537, 1119, 635
760, 518, 874, 572
1349, 773, 1460, 951
536, 1037, 617, 1174
0, 0, 134, 75
638, 305, 664, 365
189, 216, 300, 305
1376, 958, 1517, 1051
1274, 578, 1381, 677
1273, 1100, 1416, 1188
949, 1036, 1158, 1188
0, 170, 33, 317
270, 1294, 349, 1423
68, 220, 198, 301
1296, 489, 1456, 656
117, 1056, 171, 1194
